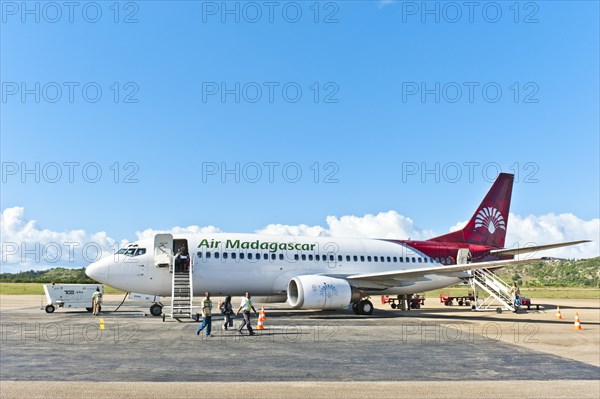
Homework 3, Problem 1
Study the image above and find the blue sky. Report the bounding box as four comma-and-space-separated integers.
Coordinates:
1, 1, 599, 269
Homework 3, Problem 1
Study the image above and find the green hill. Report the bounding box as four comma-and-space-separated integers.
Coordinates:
0, 267, 95, 284
496, 257, 600, 288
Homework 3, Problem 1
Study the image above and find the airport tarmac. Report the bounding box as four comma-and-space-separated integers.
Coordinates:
1, 295, 599, 398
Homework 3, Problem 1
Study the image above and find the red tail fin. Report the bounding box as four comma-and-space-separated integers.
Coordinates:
430, 173, 514, 248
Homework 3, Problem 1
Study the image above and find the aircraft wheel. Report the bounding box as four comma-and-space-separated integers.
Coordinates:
150, 304, 162, 317
496, 307, 503, 314
414, 303, 421, 309
358, 299, 373, 315
45, 305, 55, 314
351, 302, 359, 315
391, 303, 397, 309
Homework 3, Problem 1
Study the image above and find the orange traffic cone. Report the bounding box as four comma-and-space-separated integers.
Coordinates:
573, 312, 583, 330
556, 306, 563, 320
257, 305, 266, 330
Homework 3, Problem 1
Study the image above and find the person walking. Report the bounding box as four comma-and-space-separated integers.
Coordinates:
91, 287, 103, 316
196, 292, 213, 337
236, 292, 257, 336
220, 295, 234, 330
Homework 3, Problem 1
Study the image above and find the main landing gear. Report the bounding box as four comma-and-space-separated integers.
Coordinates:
351, 298, 374, 315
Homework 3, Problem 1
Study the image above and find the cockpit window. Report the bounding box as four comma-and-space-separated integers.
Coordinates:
115, 247, 146, 257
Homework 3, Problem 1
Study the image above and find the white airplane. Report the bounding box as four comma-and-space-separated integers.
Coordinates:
85, 173, 588, 316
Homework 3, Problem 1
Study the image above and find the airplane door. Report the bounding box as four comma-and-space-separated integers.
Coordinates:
154, 234, 173, 270
457, 248, 472, 265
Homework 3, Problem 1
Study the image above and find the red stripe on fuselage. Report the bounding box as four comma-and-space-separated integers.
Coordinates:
382, 239, 511, 264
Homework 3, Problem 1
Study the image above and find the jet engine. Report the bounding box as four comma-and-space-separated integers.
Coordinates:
287, 275, 359, 310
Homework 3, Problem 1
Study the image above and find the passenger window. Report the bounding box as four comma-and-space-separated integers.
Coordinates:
239, 253, 244, 260
405, 257, 410, 262
271, 253, 276, 260
387, 256, 391, 262
338, 255, 343, 262
418, 258, 422, 263
223, 253, 228, 259
353, 255, 358, 262
447, 257, 452, 264
412, 257, 416, 263
263, 253, 268, 260
315, 254, 320, 261
374, 256, 378, 262
206, 252, 211, 259
279, 254, 284, 260
399, 257, 403, 262
393, 256, 397, 262
346, 255, 350, 262
367, 256, 372, 262
309, 254, 313, 261
248, 253, 253, 260
329, 255, 334, 261
301, 254, 306, 261
360, 256, 365, 262
215, 252, 220, 259
197, 252, 202, 258
294, 254, 299, 261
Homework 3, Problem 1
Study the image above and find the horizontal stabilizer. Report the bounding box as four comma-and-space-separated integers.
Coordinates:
489, 240, 591, 257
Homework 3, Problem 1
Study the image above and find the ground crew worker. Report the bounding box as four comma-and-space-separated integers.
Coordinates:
509, 283, 521, 311
236, 292, 257, 336
91, 287, 103, 316
196, 292, 213, 337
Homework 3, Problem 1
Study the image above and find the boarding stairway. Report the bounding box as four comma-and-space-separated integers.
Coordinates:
169, 260, 194, 319
469, 268, 515, 313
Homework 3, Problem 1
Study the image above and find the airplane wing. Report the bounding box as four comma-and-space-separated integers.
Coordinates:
488, 240, 590, 257
345, 258, 538, 289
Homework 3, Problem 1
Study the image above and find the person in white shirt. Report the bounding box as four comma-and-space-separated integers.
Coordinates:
236, 292, 257, 336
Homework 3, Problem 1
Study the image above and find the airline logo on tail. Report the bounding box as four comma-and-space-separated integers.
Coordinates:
474, 207, 506, 234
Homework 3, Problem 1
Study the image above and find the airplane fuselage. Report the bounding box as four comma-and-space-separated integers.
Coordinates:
87, 232, 489, 297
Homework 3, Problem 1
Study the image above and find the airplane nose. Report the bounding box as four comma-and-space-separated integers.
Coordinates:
86, 259, 109, 283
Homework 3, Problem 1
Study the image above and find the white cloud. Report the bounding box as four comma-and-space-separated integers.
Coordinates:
257, 210, 435, 240
135, 225, 222, 241
447, 213, 599, 259
1, 207, 119, 272
505, 213, 599, 259
378, 0, 396, 7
